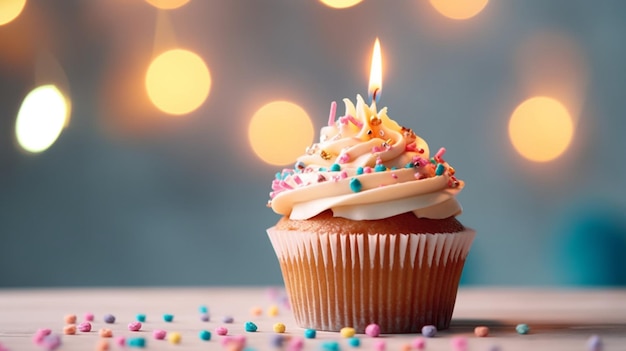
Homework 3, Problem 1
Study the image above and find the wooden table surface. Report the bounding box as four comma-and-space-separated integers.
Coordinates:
0, 287, 625, 350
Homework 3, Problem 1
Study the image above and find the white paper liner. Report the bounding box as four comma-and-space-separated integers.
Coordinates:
267, 228, 475, 333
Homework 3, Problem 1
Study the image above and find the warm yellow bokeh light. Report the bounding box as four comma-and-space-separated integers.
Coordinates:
508, 96, 574, 163
249, 101, 314, 166
319, 0, 363, 9
429, 0, 488, 20
145, 49, 211, 115
145, 0, 190, 10
15, 85, 69, 153
0, 0, 26, 26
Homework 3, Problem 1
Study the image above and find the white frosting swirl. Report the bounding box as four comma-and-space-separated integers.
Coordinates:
269, 95, 463, 220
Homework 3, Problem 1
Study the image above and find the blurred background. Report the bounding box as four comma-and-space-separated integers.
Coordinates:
1, 0, 625, 287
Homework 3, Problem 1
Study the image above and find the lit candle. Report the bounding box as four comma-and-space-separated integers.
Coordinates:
368, 37, 382, 105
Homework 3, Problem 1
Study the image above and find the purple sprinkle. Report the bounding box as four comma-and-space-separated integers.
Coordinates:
200, 313, 210, 322
42, 334, 62, 351
587, 335, 603, 351
103, 314, 116, 324
222, 316, 234, 323
421, 325, 437, 338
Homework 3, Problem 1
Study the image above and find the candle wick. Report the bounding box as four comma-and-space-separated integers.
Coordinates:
370, 88, 380, 104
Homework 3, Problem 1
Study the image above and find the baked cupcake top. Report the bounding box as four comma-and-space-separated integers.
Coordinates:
269, 95, 463, 221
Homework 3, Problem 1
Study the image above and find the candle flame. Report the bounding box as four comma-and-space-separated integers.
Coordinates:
368, 38, 382, 104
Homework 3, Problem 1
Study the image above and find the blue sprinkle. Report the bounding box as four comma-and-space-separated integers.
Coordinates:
199, 330, 211, 341
321, 341, 340, 351
516, 323, 530, 335
587, 335, 602, 351
275, 172, 281, 180
435, 163, 445, 176
391, 166, 398, 170
163, 314, 174, 322
374, 164, 386, 172
222, 316, 234, 323
421, 325, 437, 337
136, 314, 146, 322
319, 167, 327, 171
128, 337, 146, 348
269, 334, 285, 347
245, 321, 258, 332
348, 337, 360, 347
356, 167, 364, 175
198, 305, 208, 314
349, 178, 362, 192
103, 314, 115, 324
304, 329, 316, 339
330, 164, 341, 172
405, 162, 413, 168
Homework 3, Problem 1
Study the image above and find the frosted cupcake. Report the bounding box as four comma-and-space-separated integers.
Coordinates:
267, 95, 474, 333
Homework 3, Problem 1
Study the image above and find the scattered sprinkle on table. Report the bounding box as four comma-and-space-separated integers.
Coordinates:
340, 327, 356, 338
245, 321, 258, 332
62, 324, 76, 335
77, 322, 91, 332
269, 334, 285, 348
215, 326, 228, 336
587, 334, 603, 351
163, 314, 174, 322
64, 314, 77, 324
304, 328, 316, 339
412, 337, 426, 350
450, 336, 468, 351
474, 326, 489, 337
250, 306, 263, 316
198, 305, 208, 314
267, 305, 279, 317
127, 337, 146, 348
365, 323, 381, 337
273, 322, 286, 333
136, 313, 146, 322
222, 315, 234, 323
168, 332, 182, 344
84, 312, 94, 322
99, 328, 113, 338
115, 336, 126, 347
153, 329, 166, 340
41, 334, 62, 350
373, 339, 386, 351
516, 323, 530, 335
421, 325, 437, 337
199, 330, 211, 341
95, 339, 109, 351
128, 321, 142, 332
321, 341, 340, 351
103, 314, 115, 324
200, 313, 210, 322
348, 337, 361, 347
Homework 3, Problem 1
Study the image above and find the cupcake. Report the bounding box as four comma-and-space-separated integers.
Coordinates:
267, 95, 474, 333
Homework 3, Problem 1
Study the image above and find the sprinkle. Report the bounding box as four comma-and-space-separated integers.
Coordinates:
200, 313, 210, 322
356, 167, 364, 175
338, 153, 351, 164
486, 345, 501, 351
245, 321, 258, 332
77, 322, 91, 332
349, 178, 362, 192
295, 161, 306, 171
400, 343, 411, 351
405, 142, 417, 151
288, 337, 304, 351
115, 336, 126, 346
168, 332, 182, 344
340, 327, 356, 338
391, 173, 398, 179
64, 314, 77, 324
63, 324, 76, 335
328, 101, 337, 126
103, 314, 115, 324
199, 330, 211, 341
450, 336, 468, 351
434, 147, 446, 162
250, 306, 263, 316
96, 339, 110, 351
418, 148, 425, 154
199, 305, 209, 314
41, 334, 62, 350
215, 326, 228, 336
363, 167, 372, 173
474, 326, 489, 337
340, 171, 348, 179
330, 163, 341, 172
293, 175, 303, 185
136, 314, 146, 322
515, 323, 530, 335
435, 163, 445, 176
153, 330, 167, 340
365, 323, 380, 337
163, 313, 174, 322
372, 146, 382, 153
99, 328, 113, 338
269, 334, 285, 348
448, 166, 456, 175
128, 321, 142, 332
317, 174, 327, 182
33, 328, 52, 345
127, 337, 146, 348
273, 323, 286, 333
373, 340, 386, 351
421, 325, 437, 337
320, 150, 332, 160
340, 114, 363, 128
348, 337, 361, 347
223, 316, 234, 323
374, 164, 386, 172
304, 329, 316, 339
411, 337, 426, 350
268, 305, 280, 317
321, 341, 340, 351
587, 335, 603, 351
369, 115, 382, 126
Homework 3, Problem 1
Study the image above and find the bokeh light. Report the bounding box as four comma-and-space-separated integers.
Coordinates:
0, 0, 26, 26
145, 0, 190, 10
248, 101, 314, 166
15, 85, 69, 154
429, 0, 488, 20
319, 0, 363, 9
508, 96, 574, 163
145, 49, 211, 115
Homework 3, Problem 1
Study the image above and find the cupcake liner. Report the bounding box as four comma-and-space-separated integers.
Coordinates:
267, 228, 475, 333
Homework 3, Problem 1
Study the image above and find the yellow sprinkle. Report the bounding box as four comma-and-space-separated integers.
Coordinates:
267, 305, 279, 317
250, 306, 263, 316
340, 327, 356, 338
168, 332, 182, 344
320, 150, 332, 160
273, 323, 286, 333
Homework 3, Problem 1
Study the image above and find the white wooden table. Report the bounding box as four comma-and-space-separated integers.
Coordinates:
0, 287, 624, 350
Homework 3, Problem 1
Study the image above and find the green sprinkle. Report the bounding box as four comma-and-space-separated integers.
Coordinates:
374, 164, 386, 172
349, 178, 362, 192
356, 167, 364, 175
321, 341, 340, 351
516, 323, 530, 335
128, 337, 146, 348
136, 314, 146, 322
330, 164, 341, 172
198, 305, 208, 314
245, 321, 258, 332
435, 163, 445, 176
199, 330, 211, 341
163, 314, 174, 322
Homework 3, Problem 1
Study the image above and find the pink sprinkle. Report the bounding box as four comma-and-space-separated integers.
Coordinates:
328, 101, 337, 126
84, 313, 94, 322
115, 337, 126, 346
450, 336, 468, 351
340, 171, 348, 179
405, 142, 417, 151
376, 157, 383, 165
215, 326, 228, 336
33, 328, 52, 345
391, 173, 398, 179
127, 321, 142, 332
78, 322, 92, 332
363, 167, 372, 174
372, 146, 382, 153
412, 337, 426, 350
435, 147, 446, 162
338, 153, 351, 164
412, 156, 428, 167
340, 115, 363, 128
365, 323, 381, 337
221, 335, 245, 347
279, 180, 293, 190
374, 340, 386, 351
417, 148, 425, 154
287, 337, 304, 351
153, 329, 167, 340
293, 175, 303, 185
